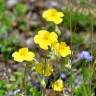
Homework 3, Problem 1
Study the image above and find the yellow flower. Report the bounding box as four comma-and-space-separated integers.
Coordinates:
12, 48, 35, 62
54, 42, 71, 57
35, 63, 53, 77
52, 79, 64, 92
34, 30, 58, 50
42, 8, 64, 24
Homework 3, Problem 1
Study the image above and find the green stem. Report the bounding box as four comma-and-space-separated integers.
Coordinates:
89, 13, 94, 95
68, 0, 74, 95
55, 25, 61, 35
23, 63, 27, 95
81, 62, 88, 96
90, 61, 96, 80
81, 61, 92, 96
42, 57, 47, 96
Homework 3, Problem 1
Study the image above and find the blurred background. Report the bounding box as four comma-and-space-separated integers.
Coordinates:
0, 0, 96, 96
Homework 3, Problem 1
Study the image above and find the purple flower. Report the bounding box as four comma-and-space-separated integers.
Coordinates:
61, 72, 67, 81
79, 51, 93, 61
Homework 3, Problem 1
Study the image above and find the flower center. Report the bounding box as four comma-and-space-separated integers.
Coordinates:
43, 36, 49, 40
59, 42, 66, 50
51, 12, 57, 17
55, 82, 59, 87
59, 44, 65, 49
43, 33, 49, 40
20, 51, 27, 56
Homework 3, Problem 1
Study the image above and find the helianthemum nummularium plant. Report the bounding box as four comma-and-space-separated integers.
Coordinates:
12, 8, 72, 94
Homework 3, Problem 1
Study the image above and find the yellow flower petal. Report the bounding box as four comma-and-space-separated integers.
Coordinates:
49, 32, 58, 43
54, 18, 63, 24
24, 52, 35, 61
12, 52, 18, 57
58, 12, 64, 17
12, 52, 24, 62
39, 43, 49, 50
35, 63, 54, 77
59, 47, 71, 57
19, 48, 28, 53
52, 79, 64, 92
38, 30, 49, 35
34, 35, 40, 44
35, 63, 43, 74
44, 63, 54, 77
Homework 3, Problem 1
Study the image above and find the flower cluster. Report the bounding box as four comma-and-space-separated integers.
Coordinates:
12, 8, 71, 92
34, 32, 71, 57
34, 9, 71, 58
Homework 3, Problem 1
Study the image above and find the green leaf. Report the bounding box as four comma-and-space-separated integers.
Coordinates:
30, 88, 42, 96
14, 3, 27, 16
0, 26, 7, 35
